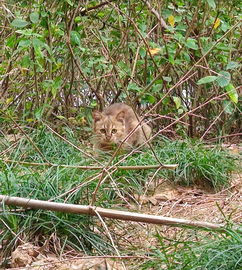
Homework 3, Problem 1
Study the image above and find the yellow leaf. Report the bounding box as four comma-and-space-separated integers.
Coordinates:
168, 15, 175, 27
26, 118, 34, 122
214, 18, 221, 29
149, 48, 161, 56
6, 97, 13, 104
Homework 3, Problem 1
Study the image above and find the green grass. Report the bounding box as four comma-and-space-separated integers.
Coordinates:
0, 128, 239, 262
141, 227, 242, 270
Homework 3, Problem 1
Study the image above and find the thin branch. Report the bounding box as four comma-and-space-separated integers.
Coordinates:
207, 133, 242, 142
142, 0, 168, 29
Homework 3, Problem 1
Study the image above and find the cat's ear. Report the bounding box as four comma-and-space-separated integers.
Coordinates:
93, 111, 103, 122
116, 111, 125, 123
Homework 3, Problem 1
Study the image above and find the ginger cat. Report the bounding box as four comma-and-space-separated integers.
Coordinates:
92, 103, 151, 151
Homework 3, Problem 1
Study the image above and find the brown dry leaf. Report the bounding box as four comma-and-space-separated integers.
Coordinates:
4, 134, 22, 143
148, 197, 158, 205
153, 194, 169, 201
11, 243, 39, 268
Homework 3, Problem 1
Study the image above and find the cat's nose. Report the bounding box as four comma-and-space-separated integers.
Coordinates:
106, 135, 111, 141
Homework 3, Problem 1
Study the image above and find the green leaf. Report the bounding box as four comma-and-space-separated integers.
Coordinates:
74, 16, 82, 23
173, 96, 181, 109
11, 18, 29, 28
32, 38, 45, 48
225, 83, 238, 103
139, 47, 146, 58
216, 71, 231, 87
21, 55, 31, 68
127, 82, 141, 92
226, 61, 240, 70
65, 0, 74, 6
16, 29, 42, 37
206, 0, 216, 9
185, 38, 198, 50
197, 76, 217, 85
142, 94, 156, 104
70, 31, 81, 46
223, 101, 235, 114
163, 76, 172, 82
18, 39, 31, 48
35, 107, 44, 120
152, 84, 163, 93
30, 12, 39, 23
6, 35, 16, 48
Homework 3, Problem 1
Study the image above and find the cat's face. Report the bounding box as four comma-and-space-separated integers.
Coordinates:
93, 111, 125, 145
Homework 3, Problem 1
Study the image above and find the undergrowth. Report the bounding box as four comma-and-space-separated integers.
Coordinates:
0, 128, 239, 263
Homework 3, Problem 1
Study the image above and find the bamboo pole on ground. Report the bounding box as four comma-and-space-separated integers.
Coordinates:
0, 195, 225, 231
0, 159, 178, 170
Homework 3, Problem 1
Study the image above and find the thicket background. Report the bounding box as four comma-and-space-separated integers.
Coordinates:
1, 0, 241, 139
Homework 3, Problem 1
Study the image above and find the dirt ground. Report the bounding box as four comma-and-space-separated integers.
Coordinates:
1, 145, 241, 270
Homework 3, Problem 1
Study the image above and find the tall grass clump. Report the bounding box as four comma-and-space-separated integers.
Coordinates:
159, 139, 238, 188
141, 226, 242, 270
114, 137, 238, 192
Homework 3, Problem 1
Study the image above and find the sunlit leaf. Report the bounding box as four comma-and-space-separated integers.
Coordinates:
197, 76, 217, 85
214, 18, 220, 29
225, 83, 238, 103
168, 15, 175, 27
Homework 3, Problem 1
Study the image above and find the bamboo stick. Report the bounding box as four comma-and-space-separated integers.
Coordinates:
0, 195, 224, 231
0, 159, 178, 170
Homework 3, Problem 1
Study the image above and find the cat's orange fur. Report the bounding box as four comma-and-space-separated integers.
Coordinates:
92, 103, 151, 151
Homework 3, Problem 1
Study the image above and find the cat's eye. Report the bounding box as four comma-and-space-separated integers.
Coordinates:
100, 129, 106, 134
112, 129, 117, 134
